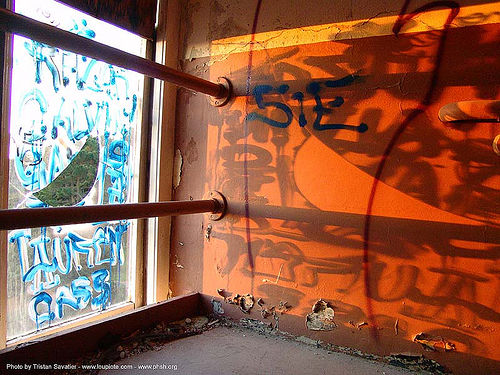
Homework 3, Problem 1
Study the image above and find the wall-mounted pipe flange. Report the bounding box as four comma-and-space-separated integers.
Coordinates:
209, 77, 232, 107
493, 134, 500, 156
438, 100, 500, 123
206, 191, 227, 221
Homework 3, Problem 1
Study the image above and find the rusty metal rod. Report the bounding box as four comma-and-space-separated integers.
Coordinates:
0, 7, 228, 98
0, 200, 220, 230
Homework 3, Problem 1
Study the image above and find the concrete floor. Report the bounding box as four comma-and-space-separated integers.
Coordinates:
101, 325, 414, 375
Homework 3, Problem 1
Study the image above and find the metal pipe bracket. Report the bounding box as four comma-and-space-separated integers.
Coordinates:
206, 191, 227, 220
209, 77, 232, 107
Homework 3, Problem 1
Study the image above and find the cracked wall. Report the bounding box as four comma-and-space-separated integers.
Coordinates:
170, 1, 500, 374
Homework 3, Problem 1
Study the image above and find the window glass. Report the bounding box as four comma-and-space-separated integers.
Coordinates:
6, 0, 145, 340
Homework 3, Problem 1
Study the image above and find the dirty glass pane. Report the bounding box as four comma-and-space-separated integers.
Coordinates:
6, 0, 145, 340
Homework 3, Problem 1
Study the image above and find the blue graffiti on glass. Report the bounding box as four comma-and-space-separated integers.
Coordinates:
29, 292, 56, 331
91, 269, 111, 310
9, 223, 126, 327
24, 41, 61, 92
55, 276, 92, 319
9, 16, 138, 331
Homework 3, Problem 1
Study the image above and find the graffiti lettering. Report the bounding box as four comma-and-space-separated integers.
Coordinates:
9, 223, 125, 326
8, 10, 139, 334
247, 74, 368, 134
246, 84, 293, 128
55, 276, 92, 319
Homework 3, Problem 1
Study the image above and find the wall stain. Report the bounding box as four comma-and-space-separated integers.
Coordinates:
185, 137, 199, 164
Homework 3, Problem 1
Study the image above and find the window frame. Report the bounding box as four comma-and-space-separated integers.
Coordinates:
0, 0, 179, 348
0, 0, 11, 349
146, 0, 179, 304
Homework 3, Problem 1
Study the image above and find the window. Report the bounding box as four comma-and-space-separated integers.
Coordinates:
4, 0, 147, 342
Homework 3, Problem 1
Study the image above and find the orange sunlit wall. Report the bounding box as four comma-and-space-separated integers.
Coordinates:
170, 1, 499, 374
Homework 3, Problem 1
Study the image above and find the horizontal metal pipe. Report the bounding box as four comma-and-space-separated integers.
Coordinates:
0, 7, 227, 98
0, 200, 220, 230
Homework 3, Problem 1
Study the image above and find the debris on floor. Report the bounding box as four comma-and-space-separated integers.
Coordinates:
53, 309, 452, 375
239, 317, 277, 334
183, 316, 209, 330
260, 305, 275, 319
252, 297, 291, 329
65, 314, 450, 375
275, 312, 282, 329
61, 315, 217, 375
231, 318, 449, 374
295, 335, 322, 347
413, 333, 456, 352
207, 319, 219, 327
306, 299, 337, 331
385, 353, 449, 374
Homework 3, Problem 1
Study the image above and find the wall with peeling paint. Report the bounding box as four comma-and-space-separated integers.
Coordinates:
169, 1, 500, 374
